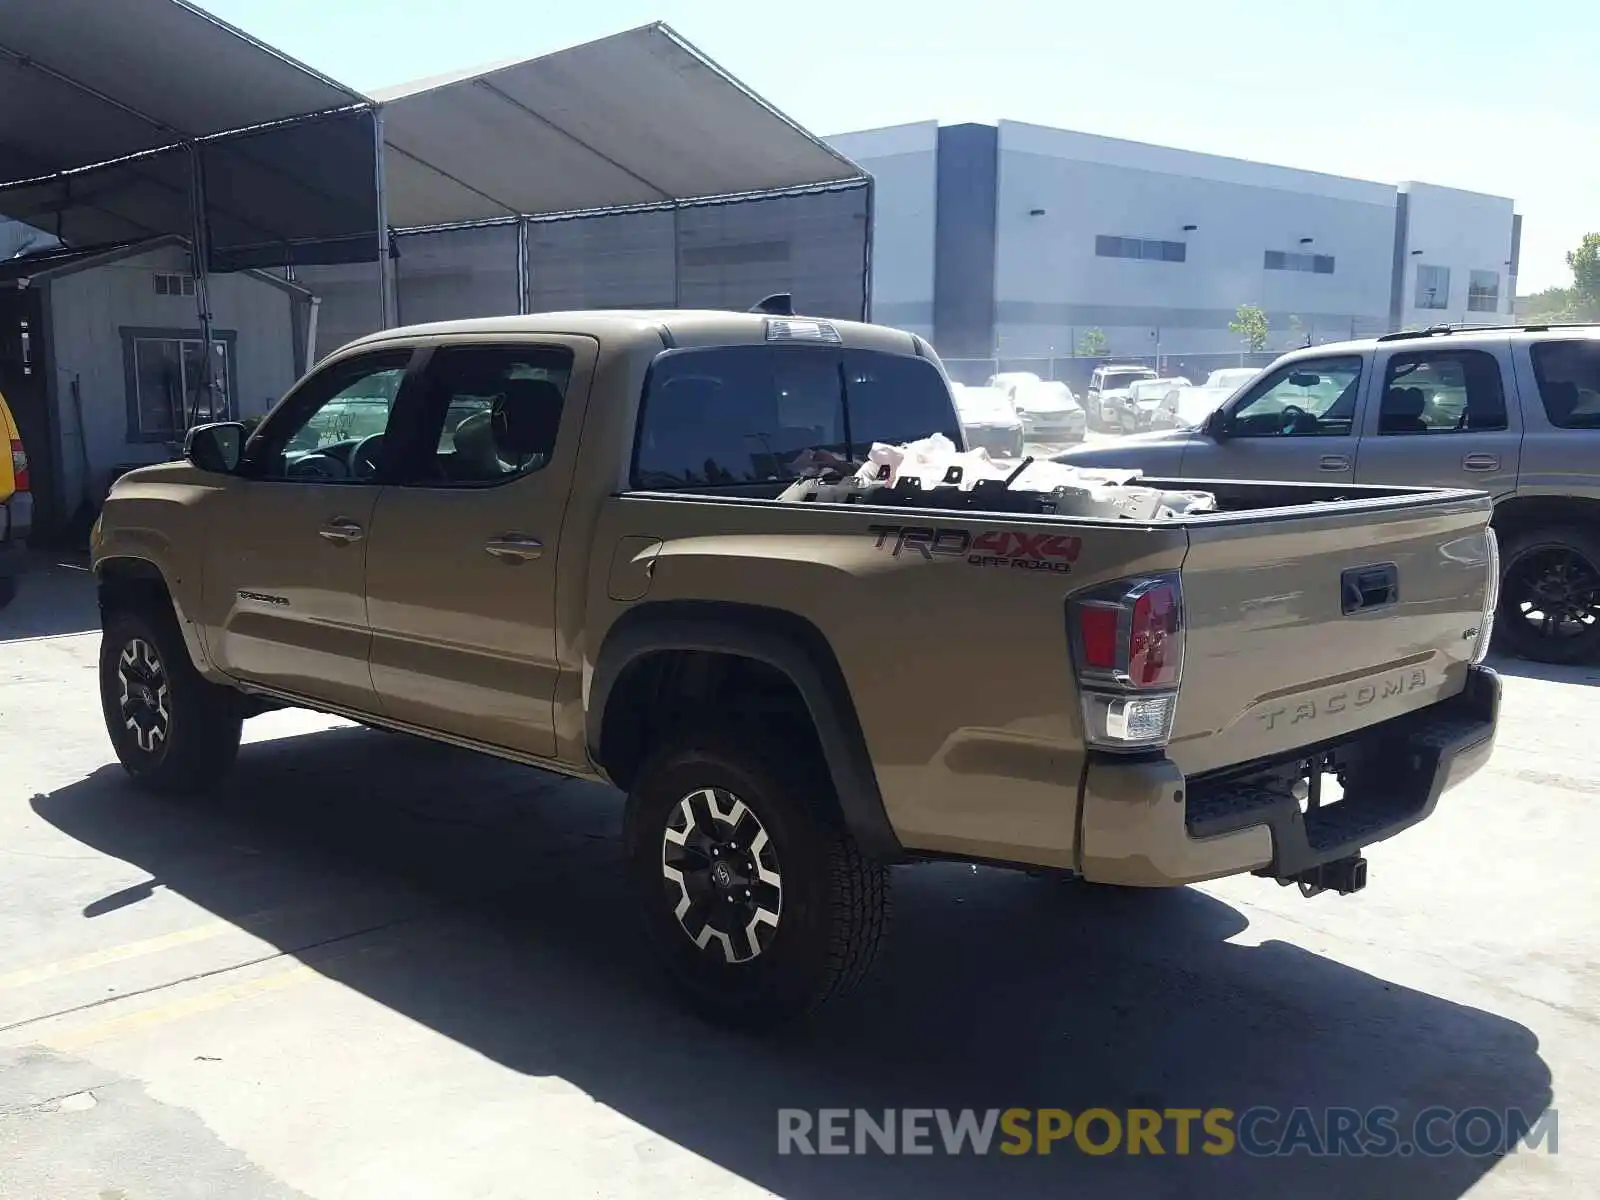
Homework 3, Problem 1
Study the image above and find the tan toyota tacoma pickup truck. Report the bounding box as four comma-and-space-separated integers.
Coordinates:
91, 309, 1502, 1027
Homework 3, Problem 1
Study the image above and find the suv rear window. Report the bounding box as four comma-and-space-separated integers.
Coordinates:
632, 346, 961, 488
1530, 340, 1600, 429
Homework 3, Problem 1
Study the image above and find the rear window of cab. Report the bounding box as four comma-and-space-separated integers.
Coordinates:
631, 345, 962, 489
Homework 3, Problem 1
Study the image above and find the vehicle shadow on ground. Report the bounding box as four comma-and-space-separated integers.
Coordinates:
0, 553, 98, 641
34, 727, 1551, 1199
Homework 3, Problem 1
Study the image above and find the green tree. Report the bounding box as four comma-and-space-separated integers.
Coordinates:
1229, 303, 1270, 353
1519, 285, 1581, 323
1567, 233, 1600, 312
1077, 328, 1108, 357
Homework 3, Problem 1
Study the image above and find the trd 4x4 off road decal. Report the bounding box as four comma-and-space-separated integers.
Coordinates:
867, 524, 1082, 574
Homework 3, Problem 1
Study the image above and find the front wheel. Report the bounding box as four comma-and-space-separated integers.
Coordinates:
1495, 526, 1600, 664
623, 723, 890, 1029
99, 603, 243, 794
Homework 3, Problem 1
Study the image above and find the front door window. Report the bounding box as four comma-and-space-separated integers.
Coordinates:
246, 352, 413, 483
1227, 357, 1364, 438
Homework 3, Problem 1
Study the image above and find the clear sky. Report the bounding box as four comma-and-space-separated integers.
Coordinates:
197, 0, 1594, 293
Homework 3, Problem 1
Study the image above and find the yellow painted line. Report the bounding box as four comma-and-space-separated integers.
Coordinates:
0, 922, 235, 993
46, 964, 320, 1053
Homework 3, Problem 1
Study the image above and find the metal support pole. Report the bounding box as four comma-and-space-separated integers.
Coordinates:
671, 203, 682, 308
372, 106, 396, 329
861, 177, 875, 322
517, 217, 530, 314
186, 141, 218, 430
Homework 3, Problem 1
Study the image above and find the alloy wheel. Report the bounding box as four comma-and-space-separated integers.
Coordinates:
661, 787, 783, 964
1503, 546, 1600, 645
117, 637, 171, 754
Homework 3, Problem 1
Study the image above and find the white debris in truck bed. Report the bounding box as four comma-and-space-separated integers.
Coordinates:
776, 433, 1216, 520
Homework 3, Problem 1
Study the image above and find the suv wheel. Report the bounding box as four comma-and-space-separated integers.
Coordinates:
623, 724, 890, 1029
99, 603, 243, 794
1496, 526, 1600, 664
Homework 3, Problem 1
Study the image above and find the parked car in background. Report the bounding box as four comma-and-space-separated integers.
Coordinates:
985, 371, 1043, 401
1117, 377, 1192, 432
951, 383, 1025, 456
1010, 379, 1086, 443
1168, 367, 1265, 428
1085, 363, 1157, 429
0, 385, 30, 607
1053, 323, 1600, 664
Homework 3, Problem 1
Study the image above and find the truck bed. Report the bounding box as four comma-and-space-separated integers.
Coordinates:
615, 475, 1495, 814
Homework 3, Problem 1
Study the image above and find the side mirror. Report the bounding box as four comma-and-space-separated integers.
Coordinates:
184, 421, 245, 474
1203, 409, 1231, 440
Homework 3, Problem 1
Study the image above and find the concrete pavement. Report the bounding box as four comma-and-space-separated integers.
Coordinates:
0, 556, 1594, 1199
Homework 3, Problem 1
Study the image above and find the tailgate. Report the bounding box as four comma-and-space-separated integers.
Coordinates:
1169, 492, 1494, 778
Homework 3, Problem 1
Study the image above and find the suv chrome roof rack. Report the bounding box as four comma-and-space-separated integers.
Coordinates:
1377, 320, 1600, 342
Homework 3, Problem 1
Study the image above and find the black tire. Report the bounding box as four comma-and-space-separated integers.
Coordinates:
99, 601, 243, 794
623, 723, 890, 1030
1495, 525, 1600, 664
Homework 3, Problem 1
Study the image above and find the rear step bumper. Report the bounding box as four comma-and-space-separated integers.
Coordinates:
1077, 666, 1499, 887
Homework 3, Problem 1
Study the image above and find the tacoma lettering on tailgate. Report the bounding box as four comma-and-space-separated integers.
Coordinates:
1259, 668, 1429, 730
868, 525, 1082, 574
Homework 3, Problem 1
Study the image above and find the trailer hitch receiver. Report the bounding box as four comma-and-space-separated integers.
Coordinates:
1280, 854, 1367, 898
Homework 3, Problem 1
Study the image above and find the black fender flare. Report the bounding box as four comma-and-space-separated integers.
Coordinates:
588, 601, 904, 862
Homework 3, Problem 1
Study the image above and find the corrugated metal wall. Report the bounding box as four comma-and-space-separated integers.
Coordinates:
295, 185, 869, 362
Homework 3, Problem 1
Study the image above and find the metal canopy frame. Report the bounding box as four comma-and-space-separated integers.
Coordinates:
0, 5, 874, 395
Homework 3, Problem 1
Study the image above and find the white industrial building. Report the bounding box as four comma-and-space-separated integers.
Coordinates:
830, 120, 1522, 382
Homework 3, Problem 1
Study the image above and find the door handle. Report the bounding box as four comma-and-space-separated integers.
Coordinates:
484, 533, 544, 562
318, 517, 364, 544
1319, 455, 1351, 471
1462, 453, 1500, 472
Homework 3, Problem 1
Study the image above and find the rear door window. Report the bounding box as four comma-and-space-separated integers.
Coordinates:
1377, 349, 1506, 434
632, 346, 960, 488
1529, 340, 1600, 428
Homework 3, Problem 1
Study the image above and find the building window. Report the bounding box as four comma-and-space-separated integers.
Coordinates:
153, 271, 196, 297
122, 329, 235, 443
1095, 235, 1186, 263
1265, 250, 1335, 274
1415, 264, 1451, 310
1468, 270, 1500, 313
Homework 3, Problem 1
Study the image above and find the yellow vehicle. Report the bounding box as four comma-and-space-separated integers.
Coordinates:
0, 385, 30, 606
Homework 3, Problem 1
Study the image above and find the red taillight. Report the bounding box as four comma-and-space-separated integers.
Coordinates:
9, 439, 26, 492
1129, 582, 1181, 688
1077, 605, 1120, 670
1068, 573, 1185, 750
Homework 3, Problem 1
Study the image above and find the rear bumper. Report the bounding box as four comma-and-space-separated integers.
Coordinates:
0, 532, 23, 579
965, 426, 1025, 456
2, 491, 32, 543
1077, 666, 1500, 887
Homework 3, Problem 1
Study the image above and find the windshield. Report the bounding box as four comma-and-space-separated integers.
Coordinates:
633, 345, 963, 488
1100, 370, 1155, 390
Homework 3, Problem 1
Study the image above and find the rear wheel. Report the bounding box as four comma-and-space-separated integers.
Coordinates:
1495, 526, 1600, 664
99, 603, 243, 794
623, 723, 890, 1029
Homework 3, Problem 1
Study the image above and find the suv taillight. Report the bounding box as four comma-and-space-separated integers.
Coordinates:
1068, 573, 1184, 750
9, 439, 26, 492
